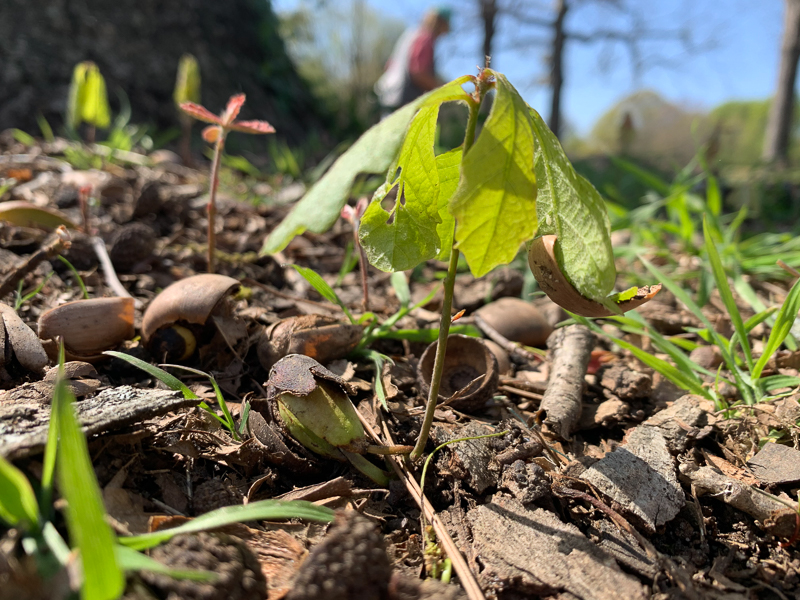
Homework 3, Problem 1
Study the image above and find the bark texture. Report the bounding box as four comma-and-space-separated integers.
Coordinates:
763, 0, 800, 163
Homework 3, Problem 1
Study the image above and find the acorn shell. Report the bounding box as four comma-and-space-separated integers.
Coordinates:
0, 303, 49, 373
38, 297, 135, 357
417, 334, 499, 412
475, 297, 553, 347
141, 274, 239, 342
527, 235, 661, 317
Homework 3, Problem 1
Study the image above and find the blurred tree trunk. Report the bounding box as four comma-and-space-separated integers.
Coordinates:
548, 0, 569, 138
763, 0, 800, 164
481, 0, 498, 62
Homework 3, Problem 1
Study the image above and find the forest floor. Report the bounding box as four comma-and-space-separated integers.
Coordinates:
1, 132, 799, 600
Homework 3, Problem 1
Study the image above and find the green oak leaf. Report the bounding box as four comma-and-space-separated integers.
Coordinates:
449, 71, 537, 277
359, 101, 444, 271
434, 148, 461, 260
529, 107, 615, 302
262, 76, 473, 256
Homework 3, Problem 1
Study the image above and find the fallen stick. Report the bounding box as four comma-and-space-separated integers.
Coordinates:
0, 226, 70, 300
540, 324, 595, 440
90, 236, 142, 309
679, 460, 799, 538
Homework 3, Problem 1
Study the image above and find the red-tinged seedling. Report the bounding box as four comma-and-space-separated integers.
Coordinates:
179, 94, 275, 273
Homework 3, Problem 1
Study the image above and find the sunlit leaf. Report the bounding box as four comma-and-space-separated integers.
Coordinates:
179, 101, 222, 125
450, 72, 537, 277
434, 148, 462, 260
228, 120, 276, 134
529, 107, 615, 302
261, 76, 473, 256
360, 100, 445, 271
0, 201, 78, 230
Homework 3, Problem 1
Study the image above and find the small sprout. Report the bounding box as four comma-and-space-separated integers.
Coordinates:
417, 334, 499, 412
173, 54, 201, 166
66, 61, 111, 142
178, 94, 275, 273
38, 297, 135, 361
528, 235, 661, 317
267, 355, 399, 484
141, 274, 239, 362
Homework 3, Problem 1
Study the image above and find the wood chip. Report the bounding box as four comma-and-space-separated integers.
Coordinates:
747, 442, 800, 485
462, 494, 647, 599
581, 426, 684, 533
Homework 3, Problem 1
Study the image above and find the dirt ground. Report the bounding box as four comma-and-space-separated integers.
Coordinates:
1, 134, 799, 600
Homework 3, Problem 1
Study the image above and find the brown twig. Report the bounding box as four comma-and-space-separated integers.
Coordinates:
89, 236, 142, 309
0, 226, 70, 300
353, 406, 486, 600
474, 313, 542, 363
540, 324, 595, 440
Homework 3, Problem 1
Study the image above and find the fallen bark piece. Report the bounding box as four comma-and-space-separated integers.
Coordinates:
465, 494, 647, 600
581, 426, 684, 533
540, 324, 595, 440
599, 364, 651, 400
679, 460, 799, 538
643, 394, 714, 454
588, 519, 659, 580
747, 442, 800, 485
0, 386, 198, 459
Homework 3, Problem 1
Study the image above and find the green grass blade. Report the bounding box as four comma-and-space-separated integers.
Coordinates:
104, 351, 198, 399
292, 265, 355, 324
57, 255, 89, 300
759, 374, 800, 392
390, 271, 411, 307
575, 315, 714, 401
703, 216, 753, 370
115, 545, 218, 581
54, 370, 124, 600
0, 455, 40, 530
161, 364, 239, 441
119, 500, 334, 551
751, 275, 800, 380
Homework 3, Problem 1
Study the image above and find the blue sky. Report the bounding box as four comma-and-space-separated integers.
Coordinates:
274, 0, 786, 135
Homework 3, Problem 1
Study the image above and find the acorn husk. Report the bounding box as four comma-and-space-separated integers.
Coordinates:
38, 297, 135, 361
527, 234, 661, 317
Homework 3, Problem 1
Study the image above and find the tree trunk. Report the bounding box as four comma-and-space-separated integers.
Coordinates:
763, 0, 800, 164
480, 0, 498, 63
548, 0, 568, 139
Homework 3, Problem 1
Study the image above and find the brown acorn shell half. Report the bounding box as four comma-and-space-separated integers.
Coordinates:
527, 234, 661, 317
0, 303, 49, 373
417, 334, 499, 412
38, 297, 135, 360
141, 274, 239, 342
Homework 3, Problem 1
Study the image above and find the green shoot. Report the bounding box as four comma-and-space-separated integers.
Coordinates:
57, 255, 89, 300
53, 347, 125, 600
292, 264, 355, 324
14, 272, 53, 311
119, 500, 334, 551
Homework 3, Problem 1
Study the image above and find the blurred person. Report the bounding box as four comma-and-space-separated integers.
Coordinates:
375, 7, 451, 117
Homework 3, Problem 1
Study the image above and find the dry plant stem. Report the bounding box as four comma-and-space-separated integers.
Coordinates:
474, 313, 541, 362
540, 324, 595, 440
0, 227, 70, 299
206, 132, 227, 274
362, 407, 486, 600
90, 236, 141, 309
410, 91, 482, 460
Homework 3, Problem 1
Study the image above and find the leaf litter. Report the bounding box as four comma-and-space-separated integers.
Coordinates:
0, 130, 799, 600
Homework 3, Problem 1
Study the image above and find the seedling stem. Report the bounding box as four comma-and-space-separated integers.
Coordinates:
411, 78, 486, 459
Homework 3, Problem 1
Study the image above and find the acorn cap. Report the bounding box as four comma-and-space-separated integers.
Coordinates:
528, 234, 661, 317
141, 274, 239, 342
